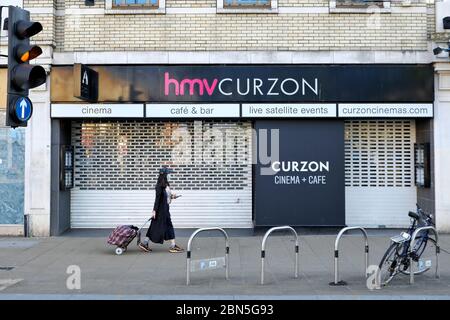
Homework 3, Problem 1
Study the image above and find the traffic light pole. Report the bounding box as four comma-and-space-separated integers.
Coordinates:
5, 5, 45, 128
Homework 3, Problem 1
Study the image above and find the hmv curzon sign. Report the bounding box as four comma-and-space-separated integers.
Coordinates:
157, 65, 433, 102
163, 71, 319, 99
51, 65, 434, 103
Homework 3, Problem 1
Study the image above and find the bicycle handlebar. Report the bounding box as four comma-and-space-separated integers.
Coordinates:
415, 204, 433, 219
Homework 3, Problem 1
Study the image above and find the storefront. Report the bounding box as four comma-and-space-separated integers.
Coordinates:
0, 68, 26, 236
50, 64, 434, 233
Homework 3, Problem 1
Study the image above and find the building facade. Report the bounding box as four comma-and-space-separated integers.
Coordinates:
1, 0, 449, 236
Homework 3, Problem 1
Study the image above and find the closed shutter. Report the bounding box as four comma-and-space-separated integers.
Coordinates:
70, 120, 253, 228
345, 120, 416, 227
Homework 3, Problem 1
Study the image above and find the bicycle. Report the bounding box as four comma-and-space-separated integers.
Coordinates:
378, 205, 436, 286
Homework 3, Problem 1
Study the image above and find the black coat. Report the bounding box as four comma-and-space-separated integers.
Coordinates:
146, 186, 174, 244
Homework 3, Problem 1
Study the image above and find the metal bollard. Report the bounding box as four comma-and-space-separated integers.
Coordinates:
409, 226, 439, 284
329, 226, 369, 286
261, 226, 299, 285
186, 227, 230, 286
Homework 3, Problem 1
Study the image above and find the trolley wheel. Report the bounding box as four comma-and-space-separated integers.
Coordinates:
115, 247, 124, 255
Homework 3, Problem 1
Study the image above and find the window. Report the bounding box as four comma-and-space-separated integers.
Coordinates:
217, 0, 277, 13
224, 0, 271, 8
414, 143, 431, 188
0, 115, 25, 225
113, 0, 158, 7
336, 0, 385, 7
105, 0, 165, 14
330, 0, 391, 13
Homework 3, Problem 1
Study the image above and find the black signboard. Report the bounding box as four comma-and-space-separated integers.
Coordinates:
73, 64, 98, 102
254, 120, 345, 226
54, 64, 434, 103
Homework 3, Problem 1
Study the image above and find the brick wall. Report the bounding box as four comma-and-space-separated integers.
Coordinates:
60, 12, 427, 51
24, 1, 56, 46
21, 0, 430, 52
31, 14, 56, 46
427, 0, 435, 38
72, 120, 252, 191
23, 0, 56, 8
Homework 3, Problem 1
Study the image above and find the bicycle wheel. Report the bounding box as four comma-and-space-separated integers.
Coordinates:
379, 242, 402, 286
400, 235, 431, 276
414, 232, 429, 256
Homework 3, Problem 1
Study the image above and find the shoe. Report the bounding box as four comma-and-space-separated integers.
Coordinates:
169, 245, 184, 253
138, 243, 152, 252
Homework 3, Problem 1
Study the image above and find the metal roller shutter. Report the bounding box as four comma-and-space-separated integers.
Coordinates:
345, 120, 416, 227
70, 120, 253, 228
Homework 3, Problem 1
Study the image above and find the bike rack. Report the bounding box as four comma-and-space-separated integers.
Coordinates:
409, 226, 439, 284
261, 226, 299, 285
329, 226, 369, 286
186, 227, 230, 286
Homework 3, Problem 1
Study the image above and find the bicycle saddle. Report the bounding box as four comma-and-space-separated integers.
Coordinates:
408, 211, 420, 220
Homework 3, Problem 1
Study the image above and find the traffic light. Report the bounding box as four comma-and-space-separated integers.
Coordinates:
6, 6, 46, 127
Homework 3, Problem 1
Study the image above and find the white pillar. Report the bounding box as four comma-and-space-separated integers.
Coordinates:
434, 63, 450, 232
24, 67, 52, 237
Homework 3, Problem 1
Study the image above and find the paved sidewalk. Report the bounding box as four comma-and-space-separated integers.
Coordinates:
0, 230, 449, 299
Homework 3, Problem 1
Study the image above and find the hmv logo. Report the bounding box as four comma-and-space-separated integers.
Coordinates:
165, 72, 217, 96
164, 72, 319, 98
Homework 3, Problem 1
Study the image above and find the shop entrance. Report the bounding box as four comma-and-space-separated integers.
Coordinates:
254, 120, 346, 226
344, 120, 416, 227
70, 120, 253, 229
0, 121, 25, 226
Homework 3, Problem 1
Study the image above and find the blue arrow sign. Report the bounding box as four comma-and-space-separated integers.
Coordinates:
14, 97, 33, 122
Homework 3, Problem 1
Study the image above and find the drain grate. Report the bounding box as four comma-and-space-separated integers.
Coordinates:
0, 267, 14, 271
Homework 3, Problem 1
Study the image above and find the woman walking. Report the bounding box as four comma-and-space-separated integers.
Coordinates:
139, 167, 184, 253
